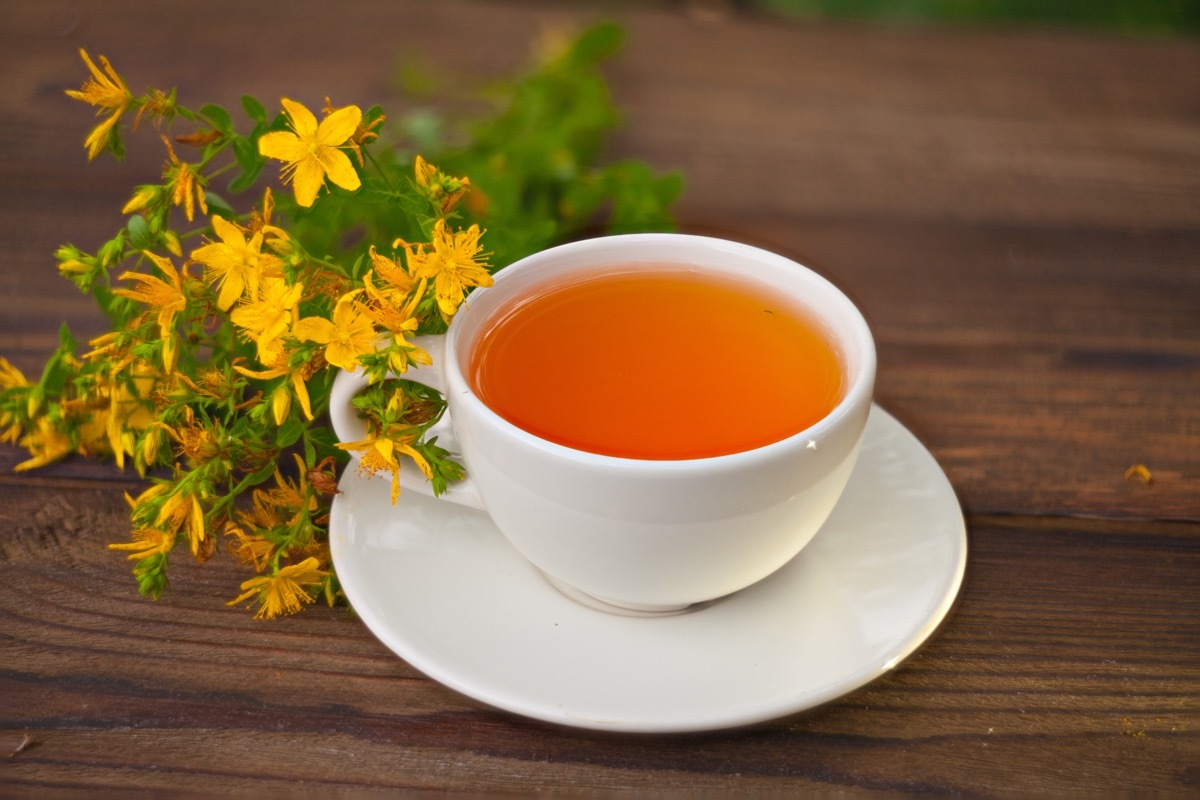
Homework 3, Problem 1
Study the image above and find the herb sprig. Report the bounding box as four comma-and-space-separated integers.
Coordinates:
0, 24, 680, 619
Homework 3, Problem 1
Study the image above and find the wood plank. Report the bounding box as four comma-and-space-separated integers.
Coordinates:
1, 484, 1195, 791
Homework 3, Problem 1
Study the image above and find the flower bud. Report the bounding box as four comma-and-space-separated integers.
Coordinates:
271, 383, 292, 426
122, 186, 160, 215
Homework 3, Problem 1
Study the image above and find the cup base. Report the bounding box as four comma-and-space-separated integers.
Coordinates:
540, 573, 719, 618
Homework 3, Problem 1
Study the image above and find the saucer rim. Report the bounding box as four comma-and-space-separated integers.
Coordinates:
330, 404, 967, 733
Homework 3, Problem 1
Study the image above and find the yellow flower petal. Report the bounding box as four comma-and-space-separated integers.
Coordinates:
291, 372, 313, 420
82, 112, 121, 161
317, 147, 362, 193
294, 316, 335, 344
317, 105, 362, 147
292, 156, 326, 208
234, 364, 286, 380
210, 214, 245, 247
257, 130, 308, 163
280, 97, 318, 137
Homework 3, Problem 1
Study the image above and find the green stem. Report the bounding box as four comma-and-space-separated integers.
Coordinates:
205, 160, 238, 180
364, 147, 396, 193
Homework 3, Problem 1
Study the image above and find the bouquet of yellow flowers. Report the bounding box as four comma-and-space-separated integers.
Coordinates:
0, 24, 680, 619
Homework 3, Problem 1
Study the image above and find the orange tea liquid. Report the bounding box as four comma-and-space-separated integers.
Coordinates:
469, 267, 843, 459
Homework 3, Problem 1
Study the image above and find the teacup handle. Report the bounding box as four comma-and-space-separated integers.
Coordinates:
328, 335, 487, 510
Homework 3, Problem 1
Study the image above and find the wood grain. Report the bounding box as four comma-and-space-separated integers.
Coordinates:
2, 485, 1195, 791
0, 0, 1197, 792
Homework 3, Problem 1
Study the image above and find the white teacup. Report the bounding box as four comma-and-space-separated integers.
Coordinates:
330, 233, 875, 612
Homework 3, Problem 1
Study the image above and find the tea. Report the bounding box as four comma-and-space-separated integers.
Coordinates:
469, 266, 843, 459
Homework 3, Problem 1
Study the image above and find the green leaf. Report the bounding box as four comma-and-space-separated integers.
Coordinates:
228, 166, 262, 195
347, 252, 368, 281
232, 135, 257, 169
58, 322, 77, 352
241, 95, 268, 125
126, 214, 152, 249
200, 103, 234, 133
36, 324, 78, 397
277, 418, 305, 448
204, 191, 237, 219
109, 130, 125, 160
228, 136, 265, 194
363, 104, 386, 128
239, 460, 280, 493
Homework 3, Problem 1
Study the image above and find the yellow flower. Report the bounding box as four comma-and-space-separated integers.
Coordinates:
192, 215, 284, 311
108, 526, 176, 562
236, 360, 315, 421
0, 358, 29, 443
294, 295, 377, 371
156, 485, 208, 558
162, 230, 183, 258
64, 49, 133, 161
354, 270, 431, 374
122, 185, 160, 215
401, 219, 492, 319
74, 362, 157, 470
244, 187, 289, 242
57, 257, 91, 279
367, 245, 416, 296
228, 557, 328, 619
84, 331, 131, 373
138, 424, 166, 472
225, 526, 276, 572
112, 366, 158, 464
224, 455, 318, 566
269, 383, 292, 426
230, 278, 302, 365
247, 454, 320, 532
0, 357, 29, 389
326, 95, 384, 167
359, 271, 418, 333
413, 155, 471, 214
126, 482, 170, 515
175, 368, 238, 403
161, 136, 208, 222
414, 155, 439, 187
264, 454, 318, 521
132, 88, 177, 130
338, 429, 432, 505
162, 406, 222, 467
14, 417, 74, 472
113, 252, 189, 372
258, 98, 362, 208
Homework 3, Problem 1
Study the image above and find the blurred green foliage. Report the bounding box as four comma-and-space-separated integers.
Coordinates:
292, 22, 682, 271
756, 0, 1199, 36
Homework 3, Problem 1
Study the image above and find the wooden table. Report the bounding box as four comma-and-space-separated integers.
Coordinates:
2, 1, 1197, 792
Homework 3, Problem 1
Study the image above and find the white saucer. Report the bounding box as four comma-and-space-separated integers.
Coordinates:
329, 405, 966, 733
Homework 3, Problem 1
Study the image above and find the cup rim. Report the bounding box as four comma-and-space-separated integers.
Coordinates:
446, 233, 876, 468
